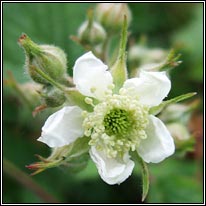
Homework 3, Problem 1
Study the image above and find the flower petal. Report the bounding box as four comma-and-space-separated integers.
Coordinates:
137, 115, 175, 163
38, 106, 84, 147
123, 71, 171, 106
90, 146, 134, 185
73, 51, 113, 100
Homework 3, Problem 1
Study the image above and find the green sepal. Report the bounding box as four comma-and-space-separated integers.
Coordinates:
111, 16, 128, 92
132, 152, 150, 202
18, 33, 42, 57
159, 49, 182, 71
149, 92, 197, 115
26, 136, 90, 175
59, 136, 90, 173
65, 88, 93, 112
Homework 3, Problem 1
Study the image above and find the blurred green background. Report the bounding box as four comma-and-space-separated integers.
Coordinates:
3, 3, 203, 203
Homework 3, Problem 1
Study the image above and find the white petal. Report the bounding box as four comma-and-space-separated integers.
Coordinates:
123, 71, 171, 106
73, 51, 113, 100
137, 115, 175, 163
38, 106, 84, 147
90, 147, 134, 185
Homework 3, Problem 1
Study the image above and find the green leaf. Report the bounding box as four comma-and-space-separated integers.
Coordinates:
149, 92, 196, 115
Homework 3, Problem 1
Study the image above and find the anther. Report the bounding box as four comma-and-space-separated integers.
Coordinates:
85, 97, 95, 107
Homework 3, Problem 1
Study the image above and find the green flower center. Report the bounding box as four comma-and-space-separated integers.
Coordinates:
103, 109, 132, 136
83, 90, 149, 158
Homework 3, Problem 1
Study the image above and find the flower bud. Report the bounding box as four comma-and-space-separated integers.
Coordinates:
159, 103, 191, 123
128, 45, 148, 65
18, 34, 67, 85
4, 71, 42, 108
128, 45, 167, 66
128, 45, 167, 77
41, 86, 66, 107
95, 3, 132, 33
20, 82, 42, 104
78, 20, 106, 46
166, 123, 194, 153
166, 123, 190, 142
147, 49, 167, 62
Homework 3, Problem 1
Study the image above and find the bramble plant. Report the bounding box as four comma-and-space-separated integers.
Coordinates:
16, 3, 196, 202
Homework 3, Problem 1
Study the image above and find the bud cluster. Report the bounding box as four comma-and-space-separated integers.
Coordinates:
18, 34, 67, 108
71, 3, 132, 61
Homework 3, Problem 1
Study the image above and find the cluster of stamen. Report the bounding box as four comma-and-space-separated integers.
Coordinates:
104, 109, 132, 136
82, 88, 149, 158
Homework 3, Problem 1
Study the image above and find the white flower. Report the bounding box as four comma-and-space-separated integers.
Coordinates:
38, 51, 175, 185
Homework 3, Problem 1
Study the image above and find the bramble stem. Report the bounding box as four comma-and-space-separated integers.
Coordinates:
3, 158, 59, 203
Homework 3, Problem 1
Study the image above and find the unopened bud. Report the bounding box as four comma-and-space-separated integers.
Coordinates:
18, 34, 67, 84
20, 82, 42, 103
159, 103, 190, 123
41, 86, 66, 107
167, 123, 190, 142
78, 20, 106, 46
95, 3, 132, 33
166, 123, 194, 154
128, 45, 148, 64
147, 49, 167, 62
128, 45, 167, 65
